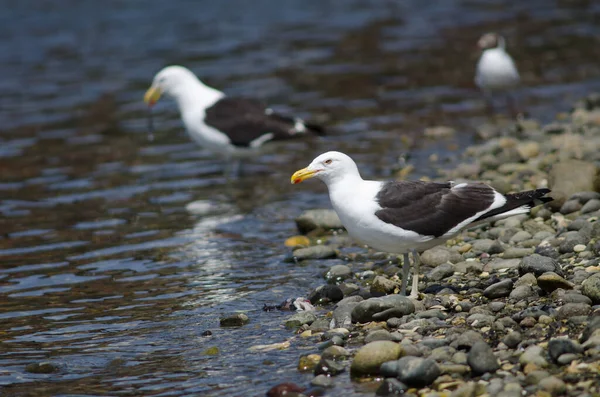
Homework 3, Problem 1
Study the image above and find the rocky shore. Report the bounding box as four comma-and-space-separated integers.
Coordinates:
265, 95, 600, 397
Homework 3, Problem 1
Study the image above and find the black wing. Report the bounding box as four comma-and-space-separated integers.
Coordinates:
374, 181, 496, 237
204, 97, 324, 148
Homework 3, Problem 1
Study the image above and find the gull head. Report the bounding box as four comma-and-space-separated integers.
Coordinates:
291, 151, 360, 185
477, 32, 505, 51
144, 65, 201, 107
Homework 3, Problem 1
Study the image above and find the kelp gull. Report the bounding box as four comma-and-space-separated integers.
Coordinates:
291, 151, 552, 297
475, 33, 520, 115
144, 65, 325, 175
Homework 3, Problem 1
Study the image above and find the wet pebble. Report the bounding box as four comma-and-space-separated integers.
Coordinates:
321, 345, 351, 360
557, 302, 591, 319
538, 376, 567, 396
295, 209, 343, 234
219, 313, 249, 327
325, 264, 352, 282
502, 331, 522, 349
285, 311, 317, 328
389, 356, 441, 387
266, 383, 305, 397
311, 374, 334, 388
298, 354, 322, 372
308, 284, 344, 305
25, 362, 59, 374
375, 378, 407, 396
509, 285, 536, 301
293, 245, 337, 260
420, 246, 462, 267
314, 358, 345, 376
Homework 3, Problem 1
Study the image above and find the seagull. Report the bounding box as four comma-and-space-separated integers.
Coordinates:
144, 65, 325, 176
291, 151, 552, 297
475, 33, 520, 115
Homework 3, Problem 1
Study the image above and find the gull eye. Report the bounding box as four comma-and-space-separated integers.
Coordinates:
324, 159, 332, 165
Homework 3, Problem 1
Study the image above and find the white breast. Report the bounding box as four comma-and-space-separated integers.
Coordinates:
475, 48, 520, 91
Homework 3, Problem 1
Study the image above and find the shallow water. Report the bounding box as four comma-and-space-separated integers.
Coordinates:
1, 0, 600, 395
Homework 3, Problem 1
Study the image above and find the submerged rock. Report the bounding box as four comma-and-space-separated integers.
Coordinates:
219, 313, 249, 327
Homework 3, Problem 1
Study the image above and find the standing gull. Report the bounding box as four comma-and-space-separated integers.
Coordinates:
475, 33, 520, 115
144, 65, 325, 176
291, 151, 552, 297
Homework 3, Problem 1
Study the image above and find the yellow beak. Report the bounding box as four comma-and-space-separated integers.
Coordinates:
291, 167, 318, 184
144, 85, 162, 106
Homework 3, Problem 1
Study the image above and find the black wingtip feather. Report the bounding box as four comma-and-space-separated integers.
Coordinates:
303, 122, 326, 136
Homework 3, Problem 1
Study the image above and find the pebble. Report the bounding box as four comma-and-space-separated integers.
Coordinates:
387, 356, 441, 387
519, 345, 548, 368
375, 378, 407, 396
483, 279, 514, 299
351, 295, 415, 323
502, 331, 523, 349
293, 245, 338, 260
310, 374, 334, 388
365, 329, 396, 343
285, 311, 317, 328
314, 358, 345, 376
295, 209, 343, 234
371, 276, 400, 294
450, 330, 485, 350
509, 285, 536, 301
573, 243, 587, 252
219, 313, 250, 327
582, 273, 600, 303
519, 254, 562, 277
325, 264, 352, 282
538, 376, 567, 396
25, 362, 59, 374
427, 263, 455, 281
420, 246, 462, 267
308, 284, 344, 304
467, 341, 499, 375
298, 354, 322, 372
548, 338, 582, 363
537, 271, 574, 293
321, 345, 352, 360
350, 341, 403, 376
558, 302, 592, 321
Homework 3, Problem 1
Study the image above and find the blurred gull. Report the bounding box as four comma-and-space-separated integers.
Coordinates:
475, 33, 520, 116
144, 65, 325, 176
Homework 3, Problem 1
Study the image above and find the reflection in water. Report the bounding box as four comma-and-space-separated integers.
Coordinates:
1, 0, 600, 395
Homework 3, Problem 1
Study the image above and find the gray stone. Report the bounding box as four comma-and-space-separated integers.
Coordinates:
582, 273, 600, 304
468, 341, 499, 375
557, 303, 591, 320
483, 279, 514, 299
525, 370, 551, 385
538, 376, 567, 396
220, 313, 250, 327
394, 356, 441, 387
451, 330, 485, 350
559, 232, 589, 254
351, 341, 403, 376
314, 358, 345, 376
332, 301, 360, 328
509, 285, 536, 301
322, 345, 352, 360
581, 199, 600, 214
519, 345, 548, 368
365, 329, 395, 343
557, 353, 579, 365
295, 209, 343, 234
483, 258, 520, 272
534, 244, 560, 259
429, 346, 455, 362
308, 284, 344, 305
489, 301, 506, 312
537, 272, 574, 293
503, 331, 523, 348
427, 263, 455, 281
548, 338, 582, 363
471, 239, 497, 253
284, 312, 316, 328
371, 276, 400, 295
514, 273, 537, 287
375, 378, 408, 396
293, 245, 337, 260
420, 246, 462, 267
560, 199, 582, 214
509, 230, 533, 244
519, 254, 562, 277
351, 295, 415, 323
325, 264, 352, 282
311, 374, 334, 388
454, 261, 483, 274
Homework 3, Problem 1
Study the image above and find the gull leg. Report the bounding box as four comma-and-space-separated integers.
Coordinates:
400, 252, 410, 296
410, 249, 420, 299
